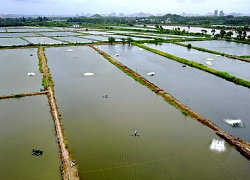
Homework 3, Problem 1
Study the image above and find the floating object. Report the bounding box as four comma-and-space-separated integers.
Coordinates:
206, 58, 214, 61
115, 54, 120, 56
205, 61, 212, 65
32, 149, 43, 156
30, 54, 33, 56
139, 48, 143, 51
182, 65, 186, 67
144, 43, 148, 45
210, 139, 226, 152
131, 130, 140, 137
27, 72, 35, 76
224, 119, 244, 127
67, 49, 73, 52
103, 94, 109, 98
147, 72, 155, 76
215, 55, 221, 57
83, 72, 94, 76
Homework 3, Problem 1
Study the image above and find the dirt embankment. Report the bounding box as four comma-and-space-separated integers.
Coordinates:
91, 45, 250, 160
0, 91, 47, 100
38, 47, 80, 180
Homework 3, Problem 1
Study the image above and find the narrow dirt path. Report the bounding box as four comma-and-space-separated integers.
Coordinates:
39, 47, 80, 180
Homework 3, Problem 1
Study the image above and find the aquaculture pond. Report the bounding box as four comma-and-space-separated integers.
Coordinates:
39, 31, 80, 37
0, 37, 28, 46
46, 46, 250, 179
181, 40, 250, 56
0, 33, 38, 38
0, 96, 61, 180
6, 28, 56, 33
146, 43, 250, 81
98, 44, 250, 143
0, 48, 42, 96
24, 37, 64, 45
55, 36, 93, 43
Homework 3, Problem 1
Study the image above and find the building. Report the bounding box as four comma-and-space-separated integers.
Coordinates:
214, 10, 218, 16
219, 10, 224, 16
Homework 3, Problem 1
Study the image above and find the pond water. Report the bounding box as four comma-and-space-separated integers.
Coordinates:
0, 38, 28, 46
55, 36, 93, 43
98, 45, 250, 142
24, 37, 64, 45
0, 96, 61, 180
6, 28, 56, 33
46, 46, 250, 179
0, 33, 38, 38
39, 31, 80, 37
146, 43, 250, 81
147, 25, 250, 37
181, 40, 250, 56
0, 48, 42, 95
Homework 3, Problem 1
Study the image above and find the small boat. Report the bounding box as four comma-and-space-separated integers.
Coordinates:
27, 72, 35, 76
139, 48, 143, 51
115, 54, 120, 56
147, 72, 155, 76
215, 55, 221, 57
67, 49, 73, 52
206, 58, 214, 61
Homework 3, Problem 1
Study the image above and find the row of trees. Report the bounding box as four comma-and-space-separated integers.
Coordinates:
1, 14, 250, 28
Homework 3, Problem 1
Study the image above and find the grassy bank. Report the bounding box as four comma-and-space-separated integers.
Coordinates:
133, 42, 250, 89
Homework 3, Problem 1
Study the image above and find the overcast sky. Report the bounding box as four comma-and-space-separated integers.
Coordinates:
0, 0, 249, 15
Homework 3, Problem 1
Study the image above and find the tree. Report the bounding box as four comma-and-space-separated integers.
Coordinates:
211, 29, 216, 35
235, 27, 243, 40
108, 37, 115, 45
220, 29, 226, 38
225, 31, 233, 38
127, 37, 133, 46
121, 38, 126, 45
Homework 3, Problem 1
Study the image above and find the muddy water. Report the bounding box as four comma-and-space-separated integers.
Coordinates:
0, 96, 61, 180
98, 45, 250, 143
0, 48, 42, 96
146, 43, 250, 81
46, 46, 250, 179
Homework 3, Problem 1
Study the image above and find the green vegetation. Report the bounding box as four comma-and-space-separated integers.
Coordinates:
133, 42, 250, 89
13, 94, 24, 98
108, 36, 116, 44
187, 43, 192, 49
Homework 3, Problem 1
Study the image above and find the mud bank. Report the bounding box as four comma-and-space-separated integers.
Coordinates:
92, 44, 250, 161
38, 47, 80, 180
0, 91, 47, 100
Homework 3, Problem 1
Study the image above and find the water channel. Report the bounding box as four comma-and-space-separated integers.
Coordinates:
98, 44, 250, 143
46, 46, 250, 179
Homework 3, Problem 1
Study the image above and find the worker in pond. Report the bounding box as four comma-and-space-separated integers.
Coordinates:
134, 130, 138, 136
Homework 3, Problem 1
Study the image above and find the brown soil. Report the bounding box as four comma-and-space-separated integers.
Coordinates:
39, 47, 80, 180
92, 45, 250, 160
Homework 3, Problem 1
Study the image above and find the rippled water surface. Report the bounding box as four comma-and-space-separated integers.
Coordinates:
46, 46, 250, 179
99, 45, 250, 142
0, 96, 61, 180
